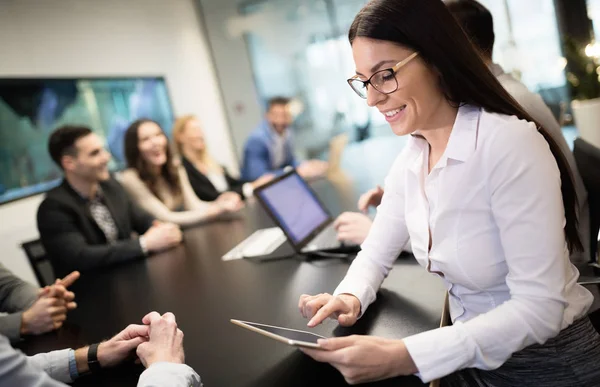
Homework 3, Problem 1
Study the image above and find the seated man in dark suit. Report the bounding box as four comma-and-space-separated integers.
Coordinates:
37, 126, 182, 277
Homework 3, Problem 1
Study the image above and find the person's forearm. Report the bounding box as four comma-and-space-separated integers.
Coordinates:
74, 347, 89, 375
20, 309, 33, 336
0, 312, 26, 342
243, 159, 270, 181
45, 238, 145, 274
0, 334, 70, 386
150, 208, 219, 227
28, 348, 74, 383
0, 265, 39, 311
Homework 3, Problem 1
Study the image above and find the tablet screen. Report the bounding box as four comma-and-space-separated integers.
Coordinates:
236, 320, 326, 344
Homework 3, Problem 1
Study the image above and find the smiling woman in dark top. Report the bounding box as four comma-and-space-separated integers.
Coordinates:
172, 115, 273, 202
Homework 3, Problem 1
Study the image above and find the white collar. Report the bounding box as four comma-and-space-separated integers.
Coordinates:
405, 104, 481, 175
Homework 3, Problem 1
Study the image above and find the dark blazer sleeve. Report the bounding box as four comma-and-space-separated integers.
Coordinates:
182, 159, 221, 202
130, 200, 154, 234
37, 198, 146, 274
223, 169, 245, 198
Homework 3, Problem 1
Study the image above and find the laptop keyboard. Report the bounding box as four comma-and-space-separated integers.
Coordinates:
222, 227, 287, 260
304, 225, 341, 251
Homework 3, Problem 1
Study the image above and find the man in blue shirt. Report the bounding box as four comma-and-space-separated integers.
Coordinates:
241, 97, 328, 181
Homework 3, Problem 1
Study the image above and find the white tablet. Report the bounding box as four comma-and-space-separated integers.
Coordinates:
230, 319, 326, 349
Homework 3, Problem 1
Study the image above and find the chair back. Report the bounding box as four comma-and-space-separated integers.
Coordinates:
21, 239, 55, 286
573, 138, 600, 263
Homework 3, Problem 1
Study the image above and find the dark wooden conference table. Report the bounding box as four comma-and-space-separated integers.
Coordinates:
17, 136, 447, 387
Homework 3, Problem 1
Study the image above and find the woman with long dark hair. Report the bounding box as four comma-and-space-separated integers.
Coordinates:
119, 119, 242, 227
298, 0, 600, 385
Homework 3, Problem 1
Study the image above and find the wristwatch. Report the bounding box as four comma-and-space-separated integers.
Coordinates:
87, 343, 102, 373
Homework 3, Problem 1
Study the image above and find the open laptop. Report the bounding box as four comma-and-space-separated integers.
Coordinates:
222, 170, 358, 260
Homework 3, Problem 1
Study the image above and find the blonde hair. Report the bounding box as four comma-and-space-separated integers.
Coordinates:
172, 115, 223, 174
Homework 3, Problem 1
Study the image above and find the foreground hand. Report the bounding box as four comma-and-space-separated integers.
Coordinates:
298, 293, 361, 327
297, 160, 329, 179
36, 271, 80, 309
55, 271, 80, 289
357, 185, 384, 213
333, 212, 373, 245
216, 192, 244, 212
22, 271, 81, 335
21, 293, 68, 335
98, 324, 150, 368
301, 335, 417, 385
50, 271, 80, 310
137, 311, 185, 368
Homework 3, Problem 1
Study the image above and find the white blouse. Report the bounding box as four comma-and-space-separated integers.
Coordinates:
333, 105, 593, 383
206, 171, 229, 193
205, 170, 254, 199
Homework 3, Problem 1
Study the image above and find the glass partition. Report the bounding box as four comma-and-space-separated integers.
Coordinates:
202, 0, 569, 159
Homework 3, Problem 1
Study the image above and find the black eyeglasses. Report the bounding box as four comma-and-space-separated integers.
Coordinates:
347, 52, 419, 99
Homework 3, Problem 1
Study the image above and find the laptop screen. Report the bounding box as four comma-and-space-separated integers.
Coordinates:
256, 173, 329, 244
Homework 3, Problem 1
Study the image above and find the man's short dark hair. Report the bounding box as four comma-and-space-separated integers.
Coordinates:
446, 0, 495, 58
267, 97, 291, 111
48, 125, 93, 169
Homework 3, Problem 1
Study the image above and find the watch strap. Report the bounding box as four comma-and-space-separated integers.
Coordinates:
87, 343, 102, 373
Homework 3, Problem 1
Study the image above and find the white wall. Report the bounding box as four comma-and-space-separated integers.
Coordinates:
199, 0, 264, 159
0, 197, 45, 285
0, 0, 234, 283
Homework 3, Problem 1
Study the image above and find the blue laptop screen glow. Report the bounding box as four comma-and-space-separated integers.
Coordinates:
257, 174, 329, 244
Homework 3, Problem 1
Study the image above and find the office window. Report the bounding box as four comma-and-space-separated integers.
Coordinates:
479, 0, 566, 91
588, 0, 600, 39
203, 0, 568, 159
236, 0, 385, 154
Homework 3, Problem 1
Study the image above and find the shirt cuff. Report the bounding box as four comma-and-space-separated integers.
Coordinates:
28, 348, 73, 383
68, 349, 79, 380
402, 324, 471, 383
242, 183, 254, 198
137, 362, 201, 387
139, 236, 149, 256
333, 279, 377, 318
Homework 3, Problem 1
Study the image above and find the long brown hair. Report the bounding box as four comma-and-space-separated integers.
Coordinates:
124, 119, 181, 199
171, 115, 223, 174
350, 0, 582, 252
